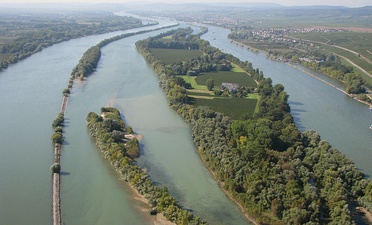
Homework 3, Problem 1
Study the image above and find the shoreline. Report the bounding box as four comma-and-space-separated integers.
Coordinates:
357, 207, 372, 224
230, 38, 372, 108
197, 147, 259, 225
286, 62, 372, 107
128, 181, 176, 225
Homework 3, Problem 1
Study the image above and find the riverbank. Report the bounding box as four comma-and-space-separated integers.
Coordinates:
230, 38, 372, 108
197, 147, 259, 225
128, 178, 176, 225
286, 63, 372, 107
357, 207, 372, 224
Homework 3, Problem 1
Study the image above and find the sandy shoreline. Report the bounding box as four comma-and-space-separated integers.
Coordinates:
127, 179, 176, 225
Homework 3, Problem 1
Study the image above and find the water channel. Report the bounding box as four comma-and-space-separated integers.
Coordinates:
0, 14, 371, 225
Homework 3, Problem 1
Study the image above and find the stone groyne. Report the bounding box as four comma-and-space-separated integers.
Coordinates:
52, 145, 61, 225
52, 96, 67, 225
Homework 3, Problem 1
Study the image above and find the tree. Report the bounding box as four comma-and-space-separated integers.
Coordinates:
51, 132, 63, 144
50, 163, 61, 173
206, 78, 214, 91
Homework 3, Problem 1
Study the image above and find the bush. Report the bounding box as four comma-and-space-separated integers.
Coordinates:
50, 163, 61, 173
51, 132, 63, 144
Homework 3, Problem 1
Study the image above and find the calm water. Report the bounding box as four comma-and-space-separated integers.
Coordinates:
1, 15, 371, 225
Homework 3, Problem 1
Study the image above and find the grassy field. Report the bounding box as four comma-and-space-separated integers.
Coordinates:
180, 75, 208, 90
149, 48, 203, 64
157, 48, 259, 118
188, 97, 258, 119
231, 63, 246, 72
196, 71, 257, 87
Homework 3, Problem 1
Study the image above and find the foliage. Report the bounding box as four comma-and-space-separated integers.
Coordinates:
205, 78, 214, 91
0, 11, 145, 72
52, 113, 64, 128
50, 163, 61, 173
62, 88, 71, 96
51, 112, 65, 145
71, 46, 101, 79
136, 27, 372, 224
86, 107, 207, 225
51, 131, 63, 145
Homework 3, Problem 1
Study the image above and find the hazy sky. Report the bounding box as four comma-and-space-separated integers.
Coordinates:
0, 0, 371, 8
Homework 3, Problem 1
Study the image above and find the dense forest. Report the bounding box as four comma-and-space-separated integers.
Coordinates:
86, 107, 207, 225
136, 28, 372, 224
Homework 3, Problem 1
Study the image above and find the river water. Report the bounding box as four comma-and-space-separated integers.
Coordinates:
0, 14, 371, 225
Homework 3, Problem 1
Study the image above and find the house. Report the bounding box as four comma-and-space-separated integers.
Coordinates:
221, 83, 239, 92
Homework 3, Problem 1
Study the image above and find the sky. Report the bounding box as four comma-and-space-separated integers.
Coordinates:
0, 0, 371, 8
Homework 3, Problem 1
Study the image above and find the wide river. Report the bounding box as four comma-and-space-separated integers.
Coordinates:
0, 14, 371, 225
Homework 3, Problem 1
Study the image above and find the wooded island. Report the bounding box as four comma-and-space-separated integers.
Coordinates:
136, 27, 372, 224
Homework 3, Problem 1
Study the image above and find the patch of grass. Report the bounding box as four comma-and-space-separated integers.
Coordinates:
162, 35, 172, 40
231, 63, 246, 72
180, 75, 207, 90
195, 71, 257, 88
149, 48, 202, 65
189, 97, 258, 119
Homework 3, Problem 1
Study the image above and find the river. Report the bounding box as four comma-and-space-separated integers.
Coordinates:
0, 14, 371, 225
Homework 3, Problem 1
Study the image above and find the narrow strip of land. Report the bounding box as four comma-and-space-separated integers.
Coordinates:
52, 96, 67, 225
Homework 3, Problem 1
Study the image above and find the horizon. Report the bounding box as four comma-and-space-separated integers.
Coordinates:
0, 0, 371, 8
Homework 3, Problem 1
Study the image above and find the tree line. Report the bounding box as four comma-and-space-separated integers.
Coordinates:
136, 27, 372, 224
0, 12, 145, 73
